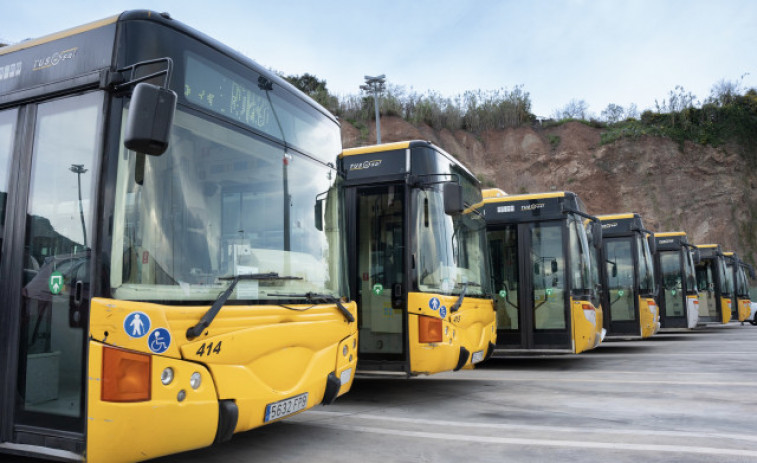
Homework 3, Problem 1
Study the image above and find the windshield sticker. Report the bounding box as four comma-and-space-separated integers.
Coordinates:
124, 312, 151, 338
48, 271, 64, 295
372, 283, 384, 295
148, 328, 171, 354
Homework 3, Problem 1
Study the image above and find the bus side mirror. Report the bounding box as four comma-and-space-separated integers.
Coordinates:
443, 182, 464, 215
124, 83, 177, 156
314, 199, 323, 231
692, 250, 701, 265
611, 263, 618, 278
592, 222, 603, 249
551, 259, 558, 273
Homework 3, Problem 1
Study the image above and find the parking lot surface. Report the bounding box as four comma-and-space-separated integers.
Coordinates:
155, 323, 757, 462
9, 323, 757, 462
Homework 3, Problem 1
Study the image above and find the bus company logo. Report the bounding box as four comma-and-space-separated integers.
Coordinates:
521, 203, 545, 211
33, 47, 78, 71
497, 205, 515, 213
349, 159, 382, 171
602, 222, 618, 229
0, 62, 22, 82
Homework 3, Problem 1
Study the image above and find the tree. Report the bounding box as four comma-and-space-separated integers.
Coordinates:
283, 73, 338, 112
601, 103, 625, 123
554, 99, 588, 120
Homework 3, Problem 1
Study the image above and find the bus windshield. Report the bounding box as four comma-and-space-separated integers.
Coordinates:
718, 257, 730, 296
724, 261, 736, 297
110, 108, 344, 302
736, 266, 749, 297
415, 180, 489, 297
569, 215, 594, 293
683, 248, 697, 293
636, 234, 655, 293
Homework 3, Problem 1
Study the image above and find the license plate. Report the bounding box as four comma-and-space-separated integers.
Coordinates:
471, 349, 484, 363
264, 392, 309, 422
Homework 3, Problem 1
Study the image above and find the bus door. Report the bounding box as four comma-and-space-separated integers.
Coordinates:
354, 185, 407, 368
491, 221, 570, 350
603, 237, 640, 335
658, 250, 687, 328
0, 92, 102, 454
695, 261, 718, 322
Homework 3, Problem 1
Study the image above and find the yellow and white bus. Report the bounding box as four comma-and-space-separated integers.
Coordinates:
0, 11, 357, 462
482, 190, 605, 354
340, 141, 496, 375
652, 232, 699, 329
694, 244, 732, 324
597, 214, 660, 338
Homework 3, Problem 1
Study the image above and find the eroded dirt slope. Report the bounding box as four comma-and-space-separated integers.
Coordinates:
343, 117, 757, 265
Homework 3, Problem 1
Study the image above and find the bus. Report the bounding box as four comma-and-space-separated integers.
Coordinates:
694, 244, 732, 324
340, 140, 496, 375
597, 214, 659, 338
0, 11, 357, 462
652, 232, 699, 329
723, 252, 753, 323
482, 190, 605, 354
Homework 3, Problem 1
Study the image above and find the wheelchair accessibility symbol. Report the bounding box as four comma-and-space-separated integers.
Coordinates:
148, 328, 171, 354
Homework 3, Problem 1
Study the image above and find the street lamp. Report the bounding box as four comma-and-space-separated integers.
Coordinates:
360, 74, 386, 144
69, 164, 88, 247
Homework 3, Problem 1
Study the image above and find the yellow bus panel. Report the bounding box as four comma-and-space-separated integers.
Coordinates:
639, 297, 660, 338
407, 292, 495, 374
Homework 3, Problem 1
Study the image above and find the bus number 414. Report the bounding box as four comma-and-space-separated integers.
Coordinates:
196, 341, 222, 357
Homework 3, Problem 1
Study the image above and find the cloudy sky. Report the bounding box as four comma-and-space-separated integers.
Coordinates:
2, 0, 755, 117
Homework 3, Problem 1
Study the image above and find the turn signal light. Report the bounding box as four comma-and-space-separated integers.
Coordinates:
102, 345, 151, 402
418, 316, 443, 343
581, 303, 595, 311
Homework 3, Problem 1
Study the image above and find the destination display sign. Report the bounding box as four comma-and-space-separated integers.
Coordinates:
483, 193, 580, 224
184, 53, 279, 139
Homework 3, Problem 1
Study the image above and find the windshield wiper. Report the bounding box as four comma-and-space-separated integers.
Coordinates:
450, 282, 469, 313
271, 292, 355, 323
186, 273, 303, 340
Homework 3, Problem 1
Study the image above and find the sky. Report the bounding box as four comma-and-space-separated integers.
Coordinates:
1, 0, 755, 118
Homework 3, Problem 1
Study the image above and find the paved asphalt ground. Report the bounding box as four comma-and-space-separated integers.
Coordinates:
9, 323, 757, 462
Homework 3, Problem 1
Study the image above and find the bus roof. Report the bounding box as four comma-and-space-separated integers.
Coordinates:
654, 231, 687, 238
482, 191, 588, 225
341, 141, 412, 157
596, 213, 638, 221
0, 10, 337, 124
482, 191, 567, 204
0, 15, 119, 55
482, 188, 507, 199
596, 213, 648, 237
339, 140, 478, 185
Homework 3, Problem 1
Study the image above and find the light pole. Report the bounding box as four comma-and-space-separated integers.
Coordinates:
69, 164, 88, 248
360, 74, 386, 144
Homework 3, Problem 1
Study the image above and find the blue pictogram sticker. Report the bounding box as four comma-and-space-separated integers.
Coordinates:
124, 312, 151, 338
440, 306, 447, 318
429, 297, 440, 311
148, 328, 171, 354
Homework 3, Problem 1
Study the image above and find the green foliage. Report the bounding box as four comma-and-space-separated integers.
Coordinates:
547, 134, 561, 149
283, 73, 338, 113
601, 86, 757, 166
337, 83, 533, 133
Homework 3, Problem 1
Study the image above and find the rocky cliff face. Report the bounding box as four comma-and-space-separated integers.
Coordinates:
342, 117, 757, 266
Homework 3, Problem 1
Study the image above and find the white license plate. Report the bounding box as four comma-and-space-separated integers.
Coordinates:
471, 349, 484, 363
264, 392, 309, 422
